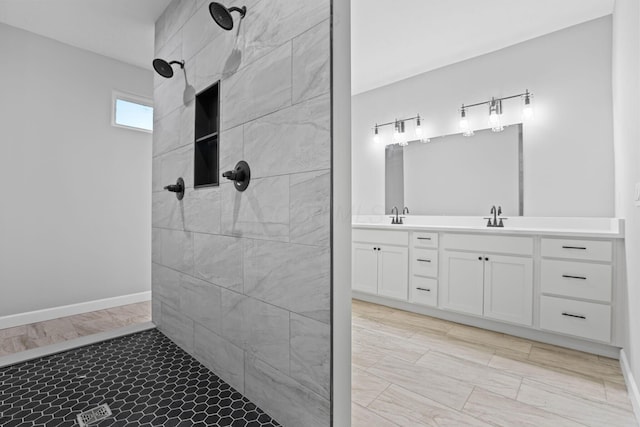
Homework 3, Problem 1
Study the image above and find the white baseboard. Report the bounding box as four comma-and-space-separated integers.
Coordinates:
0, 291, 151, 330
620, 349, 640, 425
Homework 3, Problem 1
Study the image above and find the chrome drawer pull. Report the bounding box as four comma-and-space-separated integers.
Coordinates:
562, 246, 587, 250
417, 259, 431, 263
561, 312, 586, 320
562, 275, 587, 280
417, 237, 432, 240
416, 287, 431, 292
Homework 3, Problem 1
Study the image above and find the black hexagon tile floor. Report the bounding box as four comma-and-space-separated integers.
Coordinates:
0, 329, 281, 427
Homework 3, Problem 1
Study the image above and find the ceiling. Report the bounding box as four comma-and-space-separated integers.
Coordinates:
351, 0, 615, 94
0, 0, 171, 70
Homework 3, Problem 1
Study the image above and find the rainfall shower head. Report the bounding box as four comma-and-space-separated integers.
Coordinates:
152, 58, 185, 78
209, 2, 246, 31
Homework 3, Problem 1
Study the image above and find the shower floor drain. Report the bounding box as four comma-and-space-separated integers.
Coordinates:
76, 403, 112, 426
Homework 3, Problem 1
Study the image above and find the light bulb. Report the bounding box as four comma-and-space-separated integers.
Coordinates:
459, 106, 469, 131
373, 125, 381, 144
415, 115, 423, 138
489, 99, 504, 132
522, 90, 534, 120
393, 122, 400, 143
459, 117, 469, 130
394, 120, 406, 144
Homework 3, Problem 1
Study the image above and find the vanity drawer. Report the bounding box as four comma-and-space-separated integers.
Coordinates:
442, 234, 533, 256
412, 232, 438, 248
540, 296, 611, 343
353, 229, 408, 246
411, 276, 438, 307
412, 249, 438, 277
541, 238, 612, 262
541, 260, 612, 302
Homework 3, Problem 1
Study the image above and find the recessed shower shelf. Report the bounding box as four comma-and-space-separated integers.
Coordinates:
194, 81, 220, 188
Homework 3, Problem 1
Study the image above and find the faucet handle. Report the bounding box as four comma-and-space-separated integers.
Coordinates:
483, 217, 493, 227
389, 216, 396, 224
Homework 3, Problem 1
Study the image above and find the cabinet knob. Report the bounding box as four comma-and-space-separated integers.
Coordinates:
478, 256, 482, 261
485, 257, 489, 261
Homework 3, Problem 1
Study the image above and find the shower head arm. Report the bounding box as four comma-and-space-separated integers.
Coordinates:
169, 60, 185, 69
228, 6, 246, 18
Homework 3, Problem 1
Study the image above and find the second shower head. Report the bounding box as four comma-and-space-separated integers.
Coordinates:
152, 58, 185, 79
209, 2, 246, 31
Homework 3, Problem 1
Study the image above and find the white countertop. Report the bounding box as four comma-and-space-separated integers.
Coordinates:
352, 215, 624, 238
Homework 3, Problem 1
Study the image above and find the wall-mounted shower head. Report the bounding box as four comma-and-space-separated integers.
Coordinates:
152, 58, 185, 78
209, 2, 246, 31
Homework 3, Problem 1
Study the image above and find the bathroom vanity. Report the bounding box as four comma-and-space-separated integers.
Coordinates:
352, 216, 625, 357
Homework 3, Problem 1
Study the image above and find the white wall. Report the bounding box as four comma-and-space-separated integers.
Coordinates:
0, 23, 152, 317
353, 17, 614, 217
612, 0, 640, 396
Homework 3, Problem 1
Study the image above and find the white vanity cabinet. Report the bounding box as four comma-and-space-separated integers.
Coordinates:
351, 221, 623, 355
352, 229, 409, 300
539, 238, 613, 343
441, 235, 534, 326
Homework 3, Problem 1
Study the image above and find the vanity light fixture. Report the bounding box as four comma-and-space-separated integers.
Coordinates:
372, 114, 422, 146
458, 89, 534, 135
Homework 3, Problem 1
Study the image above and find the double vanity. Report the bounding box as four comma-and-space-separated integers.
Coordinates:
352, 215, 625, 357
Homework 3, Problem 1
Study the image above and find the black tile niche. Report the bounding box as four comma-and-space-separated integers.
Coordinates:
194, 82, 220, 188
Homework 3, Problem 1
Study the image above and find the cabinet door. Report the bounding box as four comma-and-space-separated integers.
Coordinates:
378, 246, 409, 300
441, 251, 484, 315
352, 243, 379, 294
484, 255, 533, 326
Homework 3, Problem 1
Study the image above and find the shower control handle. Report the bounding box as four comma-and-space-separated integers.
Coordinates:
223, 161, 251, 192
164, 177, 185, 200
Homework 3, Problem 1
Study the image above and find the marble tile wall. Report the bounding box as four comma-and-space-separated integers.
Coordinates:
152, 1, 332, 426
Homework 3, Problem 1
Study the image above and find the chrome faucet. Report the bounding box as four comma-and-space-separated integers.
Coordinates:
485, 205, 507, 227
402, 207, 410, 215
390, 206, 404, 224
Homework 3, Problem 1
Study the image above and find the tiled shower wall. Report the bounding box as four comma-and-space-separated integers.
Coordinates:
151, 0, 332, 426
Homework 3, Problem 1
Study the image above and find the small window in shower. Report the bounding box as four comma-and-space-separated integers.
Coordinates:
194, 81, 220, 188
112, 91, 153, 132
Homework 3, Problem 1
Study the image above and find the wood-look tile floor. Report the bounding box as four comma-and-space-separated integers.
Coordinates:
0, 301, 151, 356
1, 300, 636, 426
352, 299, 638, 427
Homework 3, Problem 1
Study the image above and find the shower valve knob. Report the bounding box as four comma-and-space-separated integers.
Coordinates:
223, 161, 251, 192
164, 177, 185, 200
